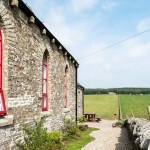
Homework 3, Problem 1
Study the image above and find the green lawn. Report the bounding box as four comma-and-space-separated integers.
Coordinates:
63, 128, 98, 150
84, 95, 118, 120
120, 94, 150, 119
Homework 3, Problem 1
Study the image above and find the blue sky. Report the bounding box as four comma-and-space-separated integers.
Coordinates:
24, 0, 150, 88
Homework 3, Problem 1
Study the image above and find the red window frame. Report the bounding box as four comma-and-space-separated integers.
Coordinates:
42, 53, 48, 111
0, 31, 6, 115
64, 66, 68, 108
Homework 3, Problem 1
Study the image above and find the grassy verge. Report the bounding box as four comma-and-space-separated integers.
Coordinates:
120, 94, 150, 119
84, 94, 118, 120
63, 128, 98, 150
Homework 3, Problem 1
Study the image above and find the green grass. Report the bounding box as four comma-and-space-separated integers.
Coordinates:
120, 94, 150, 119
84, 95, 118, 120
63, 128, 98, 150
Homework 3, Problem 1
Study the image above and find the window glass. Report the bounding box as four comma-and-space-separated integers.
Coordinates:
43, 96, 47, 108
43, 65, 46, 79
43, 80, 46, 94
0, 93, 4, 111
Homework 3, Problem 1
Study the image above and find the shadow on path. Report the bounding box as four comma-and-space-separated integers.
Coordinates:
115, 127, 133, 150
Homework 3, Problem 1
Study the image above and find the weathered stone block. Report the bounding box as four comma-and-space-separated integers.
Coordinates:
51, 38, 55, 43
0, 115, 14, 127
10, 0, 19, 7
41, 29, 46, 35
28, 16, 35, 24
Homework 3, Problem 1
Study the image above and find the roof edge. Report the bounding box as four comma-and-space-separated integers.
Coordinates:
17, 0, 79, 65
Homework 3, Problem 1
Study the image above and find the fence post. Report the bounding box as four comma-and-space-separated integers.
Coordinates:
130, 109, 135, 118
118, 95, 122, 120
147, 106, 150, 120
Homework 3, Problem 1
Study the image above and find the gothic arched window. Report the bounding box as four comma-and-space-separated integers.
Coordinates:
42, 51, 48, 111
64, 65, 68, 108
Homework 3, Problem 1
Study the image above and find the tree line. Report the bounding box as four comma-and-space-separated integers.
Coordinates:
85, 88, 150, 95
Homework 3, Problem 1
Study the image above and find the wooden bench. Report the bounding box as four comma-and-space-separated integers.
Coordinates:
84, 112, 96, 122
95, 116, 101, 122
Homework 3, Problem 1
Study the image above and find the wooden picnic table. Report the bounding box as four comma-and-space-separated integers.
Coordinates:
84, 112, 96, 122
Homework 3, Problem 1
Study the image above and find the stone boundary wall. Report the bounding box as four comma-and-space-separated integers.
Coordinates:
126, 117, 150, 150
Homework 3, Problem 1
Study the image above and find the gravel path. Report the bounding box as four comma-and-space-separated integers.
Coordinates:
82, 120, 133, 150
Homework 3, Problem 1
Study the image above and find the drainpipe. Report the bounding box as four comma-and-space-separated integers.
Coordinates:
75, 66, 78, 123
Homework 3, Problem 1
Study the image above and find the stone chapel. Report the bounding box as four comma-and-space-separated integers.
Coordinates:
0, 0, 84, 149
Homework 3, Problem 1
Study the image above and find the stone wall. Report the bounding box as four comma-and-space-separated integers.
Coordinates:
77, 85, 84, 118
126, 117, 150, 150
0, 0, 77, 149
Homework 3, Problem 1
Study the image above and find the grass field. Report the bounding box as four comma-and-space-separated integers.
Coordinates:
84, 95, 118, 120
120, 94, 150, 119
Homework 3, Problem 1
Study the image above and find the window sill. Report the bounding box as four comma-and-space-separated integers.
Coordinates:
40, 110, 53, 117
63, 107, 71, 113
0, 115, 14, 127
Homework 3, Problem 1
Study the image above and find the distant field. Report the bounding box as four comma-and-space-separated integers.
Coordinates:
120, 95, 150, 119
84, 95, 118, 120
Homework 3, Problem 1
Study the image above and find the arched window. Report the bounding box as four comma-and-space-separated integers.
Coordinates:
64, 65, 68, 108
42, 51, 48, 111
0, 30, 6, 115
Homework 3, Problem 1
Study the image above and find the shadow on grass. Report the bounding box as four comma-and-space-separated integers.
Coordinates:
115, 127, 133, 150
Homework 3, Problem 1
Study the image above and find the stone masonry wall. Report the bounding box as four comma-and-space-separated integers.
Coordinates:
77, 88, 84, 117
126, 117, 150, 150
0, 0, 77, 149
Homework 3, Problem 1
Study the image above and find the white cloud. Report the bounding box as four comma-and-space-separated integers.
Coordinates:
137, 17, 150, 32
101, 0, 118, 11
106, 39, 150, 73
113, 38, 150, 62
43, 0, 106, 58
69, 0, 118, 12
25, 0, 47, 12
70, 0, 100, 12
44, 7, 89, 57
78, 37, 150, 88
